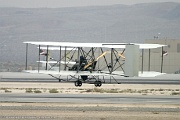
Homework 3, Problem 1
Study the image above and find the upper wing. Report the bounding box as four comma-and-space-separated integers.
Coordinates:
102, 43, 166, 49
38, 46, 77, 51
24, 42, 104, 48
37, 61, 76, 65
25, 41, 166, 49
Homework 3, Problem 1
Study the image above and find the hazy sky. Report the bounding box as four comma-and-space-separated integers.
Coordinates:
0, 0, 180, 8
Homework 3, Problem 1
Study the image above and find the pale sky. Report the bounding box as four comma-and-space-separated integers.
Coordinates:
0, 0, 180, 8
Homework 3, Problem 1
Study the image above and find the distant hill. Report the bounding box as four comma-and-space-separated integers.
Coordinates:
0, 2, 180, 64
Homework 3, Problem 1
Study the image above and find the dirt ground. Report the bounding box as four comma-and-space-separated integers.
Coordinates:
0, 82, 180, 119
1, 110, 179, 120
0, 103, 180, 120
0, 82, 180, 95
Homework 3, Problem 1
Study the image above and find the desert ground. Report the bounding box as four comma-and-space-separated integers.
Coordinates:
0, 82, 180, 95
0, 82, 180, 120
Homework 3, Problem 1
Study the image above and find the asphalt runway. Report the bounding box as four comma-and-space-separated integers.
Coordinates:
1, 93, 180, 104
0, 72, 180, 84
1, 77, 180, 84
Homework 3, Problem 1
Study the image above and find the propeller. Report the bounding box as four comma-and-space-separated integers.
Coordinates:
118, 53, 125, 59
83, 52, 107, 69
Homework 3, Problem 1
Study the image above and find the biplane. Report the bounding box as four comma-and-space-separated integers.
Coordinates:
23, 42, 166, 87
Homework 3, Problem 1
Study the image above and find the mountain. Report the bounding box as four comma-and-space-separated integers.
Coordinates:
0, 2, 180, 64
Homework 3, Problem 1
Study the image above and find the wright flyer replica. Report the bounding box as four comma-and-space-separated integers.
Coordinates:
23, 41, 166, 87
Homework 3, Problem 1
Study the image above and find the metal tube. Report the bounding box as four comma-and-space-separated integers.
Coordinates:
111, 48, 114, 74
64, 46, 67, 70
25, 43, 28, 70
161, 47, 164, 73
141, 49, 144, 73
148, 49, 151, 71
77, 47, 80, 73
59, 46, 61, 72
46, 45, 49, 70
38, 45, 40, 72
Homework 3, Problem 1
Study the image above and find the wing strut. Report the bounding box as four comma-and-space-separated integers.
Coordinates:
59, 46, 61, 72
46, 45, 49, 70
148, 49, 151, 71
161, 46, 164, 73
64, 46, 67, 70
141, 49, 144, 73
25, 43, 28, 70
110, 48, 114, 74
38, 45, 41, 72
77, 47, 80, 73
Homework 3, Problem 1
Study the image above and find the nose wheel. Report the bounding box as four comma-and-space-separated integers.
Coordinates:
94, 81, 102, 87
75, 80, 82, 87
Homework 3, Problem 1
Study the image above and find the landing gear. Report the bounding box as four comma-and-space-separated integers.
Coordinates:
94, 81, 102, 87
74, 80, 82, 87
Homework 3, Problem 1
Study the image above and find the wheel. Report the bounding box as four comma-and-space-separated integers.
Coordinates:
78, 81, 82, 87
94, 81, 102, 87
94, 82, 98, 87
75, 80, 82, 87
75, 81, 79, 87
97, 81, 102, 87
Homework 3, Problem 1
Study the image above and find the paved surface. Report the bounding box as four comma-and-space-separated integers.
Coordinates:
0, 103, 180, 112
1, 93, 180, 104
0, 72, 180, 104
0, 102, 180, 120
0, 72, 180, 85
0, 72, 180, 120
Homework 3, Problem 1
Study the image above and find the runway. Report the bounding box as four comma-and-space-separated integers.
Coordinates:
0, 72, 180, 120
1, 72, 180, 84
0, 72, 180, 105
1, 93, 180, 104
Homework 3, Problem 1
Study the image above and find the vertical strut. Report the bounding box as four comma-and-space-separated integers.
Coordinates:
64, 46, 67, 70
92, 47, 94, 61
141, 49, 144, 73
110, 48, 114, 74
77, 47, 80, 73
161, 47, 164, 73
148, 49, 151, 71
46, 45, 49, 70
25, 43, 28, 70
38, 45, 40, 73
59, 46, 61, 72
